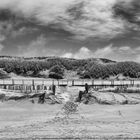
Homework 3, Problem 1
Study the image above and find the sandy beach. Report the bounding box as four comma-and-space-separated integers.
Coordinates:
0, 99, 140, 139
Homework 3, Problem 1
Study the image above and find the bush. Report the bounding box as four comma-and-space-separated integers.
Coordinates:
81, 61, 140, 79
48, 72, 63, 79
88, 64, 110, 79
49, 65, 64, 79
0, 69, 9, 79
49, 65, 64, 75
79, 71, 91, 79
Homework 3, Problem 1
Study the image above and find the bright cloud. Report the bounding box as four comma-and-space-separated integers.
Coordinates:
62, 45, 140, 62
62, 53, 73, 58
62, 46, 92, 59
93, 45, 140, 62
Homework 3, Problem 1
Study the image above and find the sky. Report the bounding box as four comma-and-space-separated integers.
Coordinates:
0, 0, 140, 62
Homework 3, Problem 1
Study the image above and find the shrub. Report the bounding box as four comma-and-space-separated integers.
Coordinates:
48, 72, 63, 79
49, 65, 64, 75
79, 71, 91, 79
0, 69, 9, 79
88, 64, 110, 79
49, 65, 64, 79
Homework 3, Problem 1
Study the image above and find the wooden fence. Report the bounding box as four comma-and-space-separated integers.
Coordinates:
0, 79, 140, 93
0, 79, 138, 86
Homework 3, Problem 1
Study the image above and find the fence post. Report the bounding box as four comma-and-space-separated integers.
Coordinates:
72, 80, 74, 86
4, 85, 6, 89
32, 79, 35, 90
111, 80, 114, 87
92, 80, 94, 86
11, 79, 15, 91
22, 80, 24, 93
12, 79, 14, 85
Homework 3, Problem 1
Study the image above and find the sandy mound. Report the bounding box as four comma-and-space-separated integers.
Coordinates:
79, 91, 140, 105
0, 88, 70, 104
0, 89, 27, 100
91, 92, 127, 104
98, 86, 140, 93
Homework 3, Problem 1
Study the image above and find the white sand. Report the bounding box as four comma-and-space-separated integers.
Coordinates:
0, 100, 140, 139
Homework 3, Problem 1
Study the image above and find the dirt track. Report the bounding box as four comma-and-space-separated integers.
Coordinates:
0, 100, 140, 139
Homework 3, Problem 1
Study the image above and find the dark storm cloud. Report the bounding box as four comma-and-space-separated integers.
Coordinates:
113, 0, 140, 26
66, 1, 85, 21
0, 0, 140, 41
0, 0, 126, 40
0, 9, 14, 21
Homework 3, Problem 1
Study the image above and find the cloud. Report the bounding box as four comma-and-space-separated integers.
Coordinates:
65, 0, 126, 40
0, 0, 140, 59
0, 43, 4, 53
62, 52, 73, 58
93, 45, 140, 62
0, 34, 6, 42
62, 46, 92, 59
10, 27, 39, 38
62, 45, 140, 62
0, 0, 137, 40
113, 0, 140, 30
74, 47, 92, 59
93, 44, 114, 58
18, 35, 60, 57
0, 21, 13, 42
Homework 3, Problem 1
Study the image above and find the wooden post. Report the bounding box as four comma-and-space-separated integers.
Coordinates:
20, 85, 22, 93
12, 79, 14, 85
111, 80, 114, 87
32, 79, 35, 90
82, 79, 84, 86
44, 85, 47, 90
29, 85, 31, 93
37, 85, 40, 91
92, 80, 94, 86
4, 85, 6, 89
42, 80, 43, 85
22, 80, 24, 93
72, 80, 74, 86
